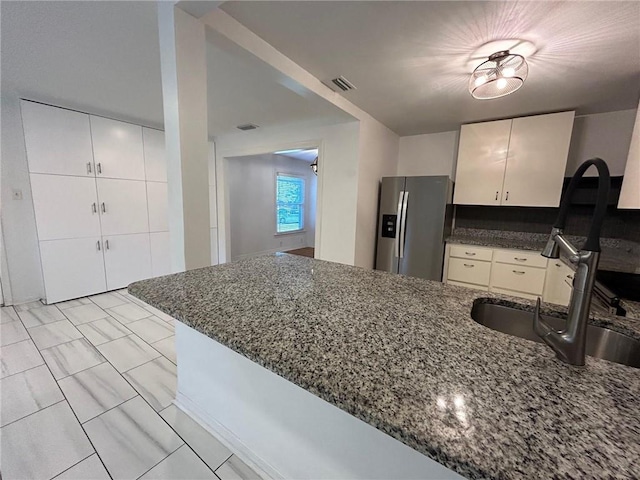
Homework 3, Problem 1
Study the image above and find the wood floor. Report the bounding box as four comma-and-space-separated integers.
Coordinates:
284, 247, 315, 258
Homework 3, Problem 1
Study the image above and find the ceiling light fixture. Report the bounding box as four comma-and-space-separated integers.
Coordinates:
310, 157, 318, 175
469, 50, 528, 100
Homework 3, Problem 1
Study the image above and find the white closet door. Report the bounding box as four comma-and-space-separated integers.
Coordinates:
21, 101, 95, 177
150, 232, 171, 277
502, 111, 574, 207
30, 174, 101, 241
147, 182, 168, 232
453, 119, 512, 205
143, 128, 167, 182
40, 237, 106, 303
103, 233, 152, 290
90, 116, 145, 180
96, 179, 149, 235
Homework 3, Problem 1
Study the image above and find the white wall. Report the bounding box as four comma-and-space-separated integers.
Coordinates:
397, 131, 459, 179
227, 153, 316, 260
566, 109, 636, 176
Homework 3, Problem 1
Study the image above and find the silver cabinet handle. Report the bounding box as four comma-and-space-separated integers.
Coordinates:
555, 263, 562, 267
92, 202, 97, 214
101, 202, 106, 213
465, 252, 476, 256
87, 162, 92, 174
567, 275, 573, 279
514, 257, 527, 262
512, 270, 525, 275
96, 240, 101, 251
505, 191, 509, 201
463, 263, 474, 268
97, 163, 102, 174
105, 239, 110, 250
495, 191, 499, 201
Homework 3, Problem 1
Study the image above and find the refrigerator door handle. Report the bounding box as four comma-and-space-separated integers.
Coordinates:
395, 191, 404, 258
399, 191, 409, 258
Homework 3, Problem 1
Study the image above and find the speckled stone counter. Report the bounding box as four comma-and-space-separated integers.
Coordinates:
447, 228, 640, 274
129, 254, 640, 479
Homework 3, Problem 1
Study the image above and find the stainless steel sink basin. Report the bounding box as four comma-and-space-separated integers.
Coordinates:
471, 302, 640, 368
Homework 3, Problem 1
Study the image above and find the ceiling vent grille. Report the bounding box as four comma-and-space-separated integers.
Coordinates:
237, 123, 259, 131
329, 76, 356, 92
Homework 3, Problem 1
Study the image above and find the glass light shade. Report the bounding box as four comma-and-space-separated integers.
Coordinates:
469, 50, 528, 100
310, 157, 318, 175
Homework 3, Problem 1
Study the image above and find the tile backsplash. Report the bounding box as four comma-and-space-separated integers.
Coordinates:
455, 205, 640, 243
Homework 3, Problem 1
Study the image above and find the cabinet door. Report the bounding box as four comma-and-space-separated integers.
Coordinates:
502, 111, 574, 207
21, 101, 95, 177
103, 234, 152, 290
543, 260, 574, 306
40, 238, 106, 303
90, 116, 145, 180
453, 119, 511, 205
147, 182, 168, 232
143, 128, 167, 182
96, 179, 149, 235
150, 232, 171, 277
30, 174, 101, 241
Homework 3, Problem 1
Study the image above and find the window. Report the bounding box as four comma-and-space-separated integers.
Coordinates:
276, 173, 305, 233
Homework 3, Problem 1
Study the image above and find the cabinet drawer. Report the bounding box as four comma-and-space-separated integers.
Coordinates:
491, 263, 546, 295
447, 258, 491, 286
493, 249, 547, 268
449, 244, 493, 262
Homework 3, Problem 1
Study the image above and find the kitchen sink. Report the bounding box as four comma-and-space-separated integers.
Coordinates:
471, 302, 640, 368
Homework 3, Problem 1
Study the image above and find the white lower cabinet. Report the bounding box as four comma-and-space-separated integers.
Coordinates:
103, 234, 152, 290
491, 262, 546, 295
150, 232, 171, 277
40, 237, 107, 303
543, 260, 574, 306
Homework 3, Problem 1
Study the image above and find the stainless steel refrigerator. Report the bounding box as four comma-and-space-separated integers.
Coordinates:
375, 176, 453, 281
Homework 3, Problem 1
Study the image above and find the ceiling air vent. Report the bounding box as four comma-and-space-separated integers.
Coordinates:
328, 76, 356, 92
237, 123, 259, 131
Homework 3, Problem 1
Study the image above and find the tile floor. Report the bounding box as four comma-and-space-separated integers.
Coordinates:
0, 291, 262, 480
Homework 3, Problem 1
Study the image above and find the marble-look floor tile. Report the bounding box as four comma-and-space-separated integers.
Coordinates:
1, 306, 19, 323
0, 340, 44, 378
97, 334, 160, 372
58, 362, 137, 423
55, 298, 93, 310
14, 300, 45, 312
89, 292, 127, 309
152, 336, 177, 364
142, 304, 176, 324
54, 454, 110, 480
107, 303, 152, 324
41, 338, 105, 379
84, 396, 183, 479
1, 364, 64, 426
18, 304, 66, 328
77, 317, 131, 346
127, 316, 173, 344
119, 290, 150, 308
140, 445, 217, 479
124, 357, 176, 411
28, 319, 83, 350
216, 455, 261, 480
161, 405, 231, 472
0, 401, 94, 480
1, 320, 29, 346
63, 304, 110, 326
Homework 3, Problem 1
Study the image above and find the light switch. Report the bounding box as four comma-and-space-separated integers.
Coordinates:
12, 189, 23, 200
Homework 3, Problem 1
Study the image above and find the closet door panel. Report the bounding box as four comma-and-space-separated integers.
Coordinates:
150, 232, 171, 277
22, 101, 94, 177
90, 116, 145, 180
147, 182, 168, 232
96, 179, 149, 236
103, 234, 152, 290
30, 174, 101, 240
143, 128, 167, 182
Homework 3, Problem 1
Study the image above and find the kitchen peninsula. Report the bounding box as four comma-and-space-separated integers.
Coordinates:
129, 254, 640, 479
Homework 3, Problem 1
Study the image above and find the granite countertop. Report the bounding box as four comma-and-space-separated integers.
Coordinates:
446, 228, 640, 275
129, 254, 640, 479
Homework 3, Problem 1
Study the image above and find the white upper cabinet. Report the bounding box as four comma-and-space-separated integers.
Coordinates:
103, 233, 152, 290
619, 105, 640, 209
454, 112, 574, 207
21, 101, 95, 177
502, 111, 574, 207
453, 120, 511, 205
96, 178, 149, 236
146, 181, 169, 232
143, 128, 167, 182
30, 174, 101, 241
90, 116, 145, 180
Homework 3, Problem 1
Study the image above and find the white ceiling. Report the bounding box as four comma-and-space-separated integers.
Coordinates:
1, 1, 351, 137
221, 1, 640, 136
